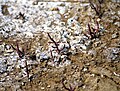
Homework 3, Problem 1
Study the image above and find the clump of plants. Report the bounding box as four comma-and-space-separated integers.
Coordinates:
11, 41, 33, 81
85, 20, 101, 39
47, 33, 71, 65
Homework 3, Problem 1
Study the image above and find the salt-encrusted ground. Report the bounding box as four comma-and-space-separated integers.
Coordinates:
0, 0, 120, 91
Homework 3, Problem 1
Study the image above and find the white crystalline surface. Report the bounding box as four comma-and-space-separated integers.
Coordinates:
0, 0, 101, 72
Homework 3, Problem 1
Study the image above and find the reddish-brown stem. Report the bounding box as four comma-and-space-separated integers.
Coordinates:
87, 22, 101, 39
89, 0, 103, 18
88, 24, 95, 39
11, 42, 25, 58
47, 33, 60, 53
96, 20, 99, 31
88, 24, 92, 34
89, 1, 99, 15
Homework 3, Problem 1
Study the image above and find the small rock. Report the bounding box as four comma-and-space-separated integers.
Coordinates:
46, 21, 52, 27
33, 1, 38, 5
83, 67, 88, 72
41, 87, 45, 90
112, 32, 119, 39
90, 74, 95, 77
0, 77, 5, 82
114, 22, 120, 26
80, 44, 87, 50
47, 85, 51, 88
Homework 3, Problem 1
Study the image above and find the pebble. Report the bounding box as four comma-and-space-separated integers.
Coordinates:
114, 22, 120, 26
80, 44, 87, 50
112, 32, 119, 39
47, 85, 51, 88
90, 74, 95, 77
83, 67, 88, 72
46, 21, 52, 27
113, 72, 120, 77
41, 87, 45, 90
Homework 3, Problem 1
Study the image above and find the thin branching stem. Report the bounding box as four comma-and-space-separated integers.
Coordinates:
47, 33, 60, 53
89, 0, 104, 18
87, 20, 100, 39
11, 42, 24, 58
